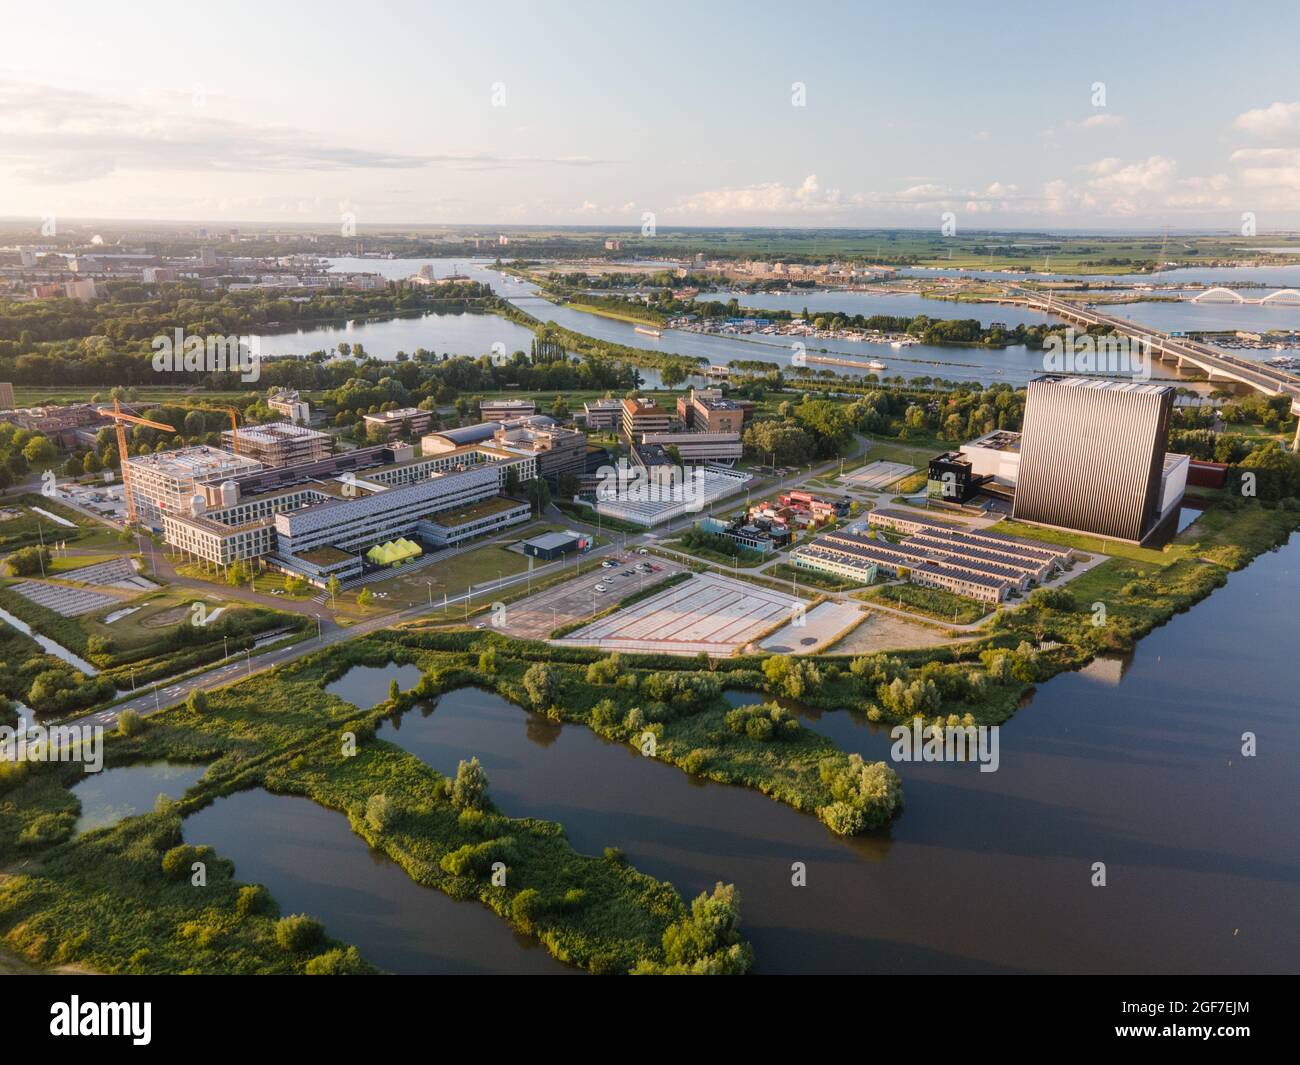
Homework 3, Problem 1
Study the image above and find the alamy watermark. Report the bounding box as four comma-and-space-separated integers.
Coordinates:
1042, 327, 1151, 381
1, 723, 104, 772
890, 720, 1000, 773
151, 329, 261, 382
594, 460, 708, 512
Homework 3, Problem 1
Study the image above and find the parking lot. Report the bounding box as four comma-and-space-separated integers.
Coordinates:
494, 551, 684, 639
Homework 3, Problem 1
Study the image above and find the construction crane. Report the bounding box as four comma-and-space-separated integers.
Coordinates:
214, 406, 242, 453
111, 399, 175, 526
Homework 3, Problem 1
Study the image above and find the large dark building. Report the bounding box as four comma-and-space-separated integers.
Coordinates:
1012, 376, 1174, 543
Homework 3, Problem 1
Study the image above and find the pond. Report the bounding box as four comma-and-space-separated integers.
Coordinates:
324, 663, 424, 708
183, 789, 571, 974
72, 761, 209, 835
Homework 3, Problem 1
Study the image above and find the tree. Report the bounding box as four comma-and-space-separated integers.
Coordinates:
185, 690, 209, 714
521, 662, 559, 709
21, 435, 57, 466
357, 587, 373, 608
3, 546, 49, 577
326, 575, 341, 602
452, 757, 488, 811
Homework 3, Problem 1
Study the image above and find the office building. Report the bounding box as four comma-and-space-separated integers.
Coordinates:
1012, 377, 1177, 543
492, 419, 586, 482
161, 442, 535, 586
677, 387, 744, 434
125, 446, 263, 525
583, 398, 623, 431
268, 389, 311, 424
479, 398, 536, 422
363, 407, 433, 442
621, 397, 672, 442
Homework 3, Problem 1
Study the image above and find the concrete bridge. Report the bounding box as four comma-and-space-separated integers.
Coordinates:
1009, 288, 1300, 449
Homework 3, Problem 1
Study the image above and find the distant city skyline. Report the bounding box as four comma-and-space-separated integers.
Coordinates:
3, 0, 1300, 229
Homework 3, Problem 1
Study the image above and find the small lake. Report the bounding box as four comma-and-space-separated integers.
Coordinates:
72, 761, 208, 835
324, 663, 424, 708
183, 789, 571, 974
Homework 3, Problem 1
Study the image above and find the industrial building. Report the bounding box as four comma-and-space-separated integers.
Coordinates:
223, 422, 330, 468
588, 460, 752, 527
1012, 376, 1181, 543
520, 529, 589, 560
792, 511, 1070, 604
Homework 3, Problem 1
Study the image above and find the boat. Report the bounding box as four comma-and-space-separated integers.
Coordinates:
634, 326, 662, 338
867, 360, 887, 370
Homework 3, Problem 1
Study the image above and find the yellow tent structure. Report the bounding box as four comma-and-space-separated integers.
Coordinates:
366, 537, 423, 566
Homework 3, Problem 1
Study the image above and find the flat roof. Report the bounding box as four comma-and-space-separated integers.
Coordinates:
1033, 375, 1172, 397
126, 445, 262, 478
523, 530, 581, 549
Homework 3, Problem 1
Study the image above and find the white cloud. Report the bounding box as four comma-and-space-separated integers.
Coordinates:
1070, 114, 1126, 130
0, 79, 612, 185
670, 174, 858, 216
1233, 101, 1300, 140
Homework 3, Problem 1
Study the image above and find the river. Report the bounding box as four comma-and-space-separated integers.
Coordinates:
301, 258, 1298, 388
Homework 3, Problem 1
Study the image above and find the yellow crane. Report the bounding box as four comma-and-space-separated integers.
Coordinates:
215, 406, 242, 453
111, 399, 175, 526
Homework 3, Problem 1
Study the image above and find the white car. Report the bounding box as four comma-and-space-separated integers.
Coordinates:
637, 548, 649, 555
594, 584, 608, 593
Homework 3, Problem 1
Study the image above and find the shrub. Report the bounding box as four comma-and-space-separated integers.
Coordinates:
116, 709, 145, 737
235, 884, 269, 918
511, 888, 545, 928
19, 812, 74, 848
275, 914, 325, 952
4, 545, 50, 577
161, 844, 212, 881
305, 947, 369, 974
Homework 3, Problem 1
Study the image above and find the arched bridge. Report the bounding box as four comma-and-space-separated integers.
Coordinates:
1189, 287, 1300, 305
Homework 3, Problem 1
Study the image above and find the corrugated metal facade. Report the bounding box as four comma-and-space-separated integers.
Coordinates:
1012, 376, 1172, 542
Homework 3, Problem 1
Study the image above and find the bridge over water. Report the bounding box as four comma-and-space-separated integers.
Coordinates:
1188, 287, 1300, 305
1007, 288, 1300, 449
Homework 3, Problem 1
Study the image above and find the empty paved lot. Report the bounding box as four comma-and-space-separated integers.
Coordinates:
841, 460, 916, 490
554, 571, 806, 656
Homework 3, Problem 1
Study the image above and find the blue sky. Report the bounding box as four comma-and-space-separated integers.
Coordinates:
3, 0, 1300, 228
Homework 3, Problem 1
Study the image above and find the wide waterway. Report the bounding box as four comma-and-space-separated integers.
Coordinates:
298, 258, 1297, 387
357, 534, 1298, 973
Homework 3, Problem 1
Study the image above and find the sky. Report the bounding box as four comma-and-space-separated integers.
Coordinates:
3, 0, 1300, 230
